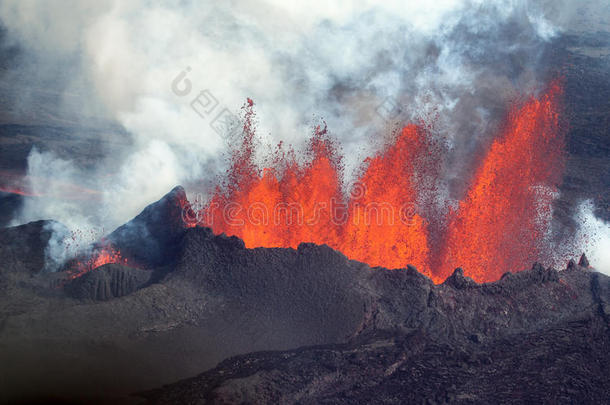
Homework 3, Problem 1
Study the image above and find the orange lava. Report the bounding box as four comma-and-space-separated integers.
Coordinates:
69, 245, 127, 279
204, 116, 346, 251
340, 124, 432, 272
193, 82, 564, 283
440, 81, 565, 282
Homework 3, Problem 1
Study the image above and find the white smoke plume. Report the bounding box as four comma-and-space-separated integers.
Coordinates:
0, 0, 606, 270
573, 201, 610, 275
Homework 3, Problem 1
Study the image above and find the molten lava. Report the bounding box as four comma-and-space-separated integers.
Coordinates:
340, 124, 432, 272
191, 82, 564, 283
69, 245, 127, 279
441, 81, 565, 282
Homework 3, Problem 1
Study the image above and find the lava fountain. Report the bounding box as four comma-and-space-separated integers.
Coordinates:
68, 244, 128, 279
441, 81, 565, 282
190, 82, 565, 283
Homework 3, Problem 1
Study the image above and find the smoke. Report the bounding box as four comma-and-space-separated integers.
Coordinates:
573, 201, 610, 275
18, 148, 106, 271
0, 1, 606, 270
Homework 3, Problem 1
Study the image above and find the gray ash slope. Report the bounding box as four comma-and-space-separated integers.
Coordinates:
0, 186, 608, 404
142, 315, 610, 404
145, 228, 610, 404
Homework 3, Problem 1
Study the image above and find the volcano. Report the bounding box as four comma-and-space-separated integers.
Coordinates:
0, 185, 608, 403
0, 69, 607, 405
0, 5, 609, 404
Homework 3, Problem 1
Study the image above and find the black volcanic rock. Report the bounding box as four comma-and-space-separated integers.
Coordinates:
579, 253, 590, 267
172, 226, 373, 347
107, 185, 189, 268
165, 223, 609, 350
64, 263, 151, 301
155, 224, 610, 401
0, 219, 58, 274
443, 267, 477, 289
567, 259, 578, 271
142, 317, 610, 405
139, 227, 610, 404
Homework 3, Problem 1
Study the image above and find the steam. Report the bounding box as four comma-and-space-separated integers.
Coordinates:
574, 201, 610, 275
0, 1, 606, 271
23, 148, 94, 228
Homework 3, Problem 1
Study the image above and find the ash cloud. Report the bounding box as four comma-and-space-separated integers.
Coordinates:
0, 1, 607, 270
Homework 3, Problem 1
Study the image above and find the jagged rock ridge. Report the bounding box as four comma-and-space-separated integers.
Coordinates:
64, 263, 152, 301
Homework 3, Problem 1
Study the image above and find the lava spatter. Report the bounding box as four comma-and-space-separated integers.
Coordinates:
191, 83, 564, 283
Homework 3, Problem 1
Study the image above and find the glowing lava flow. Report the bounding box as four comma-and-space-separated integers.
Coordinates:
340, 124, 432, 272
192, 83, 564, 283
69, 245, 127, 279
